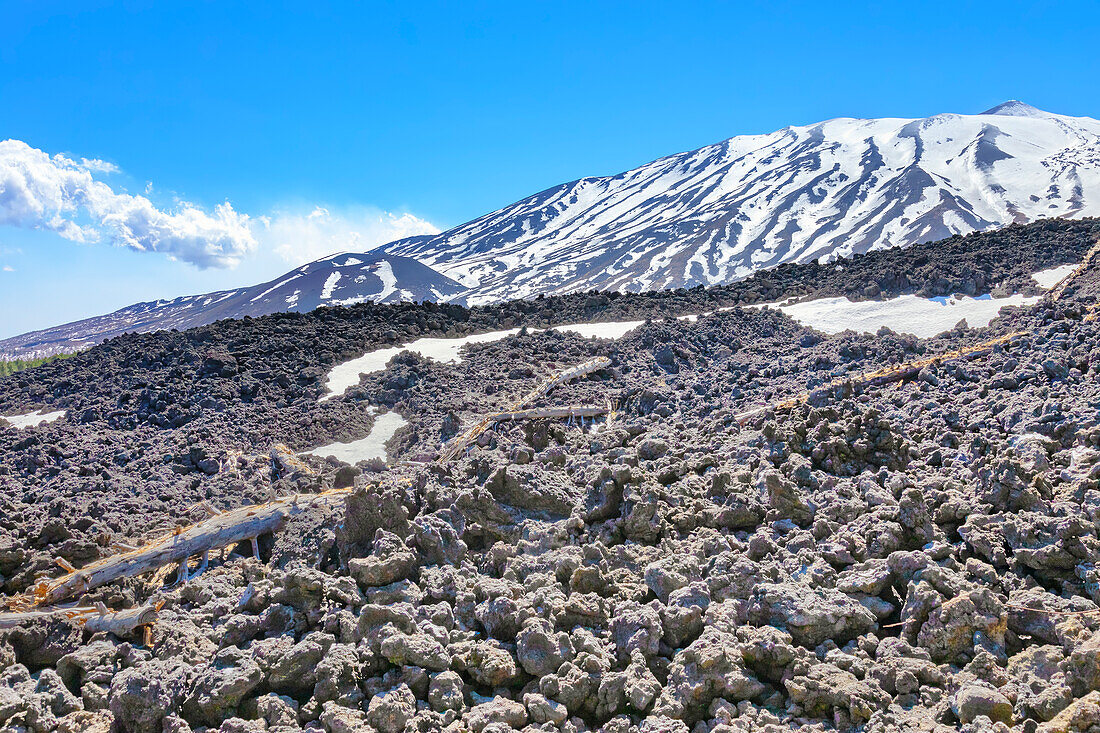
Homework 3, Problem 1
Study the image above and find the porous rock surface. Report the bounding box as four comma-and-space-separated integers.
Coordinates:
1, 219, 1100, 732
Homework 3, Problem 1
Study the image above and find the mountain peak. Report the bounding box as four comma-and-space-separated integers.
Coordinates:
5, 103, 1100, 357
980, 100, 1050, 118
386, 103, 1100, 303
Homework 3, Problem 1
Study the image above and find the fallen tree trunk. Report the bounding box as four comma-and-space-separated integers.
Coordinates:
1048, 237, 1100, 301
21, 490, 350, 607
83, 603, 160, 635
0, 602, 158, 635
440, 356, 612, 461
488, 405, 609, 421
517, 356, 612, 405
735, 331, 1027, 424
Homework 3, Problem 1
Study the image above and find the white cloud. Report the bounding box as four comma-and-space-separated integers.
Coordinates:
2, 265, 12, 272
257, 205, 440, 266
0, 139, 256, 268
0, 140, 441, 273
79, 158, 120, 174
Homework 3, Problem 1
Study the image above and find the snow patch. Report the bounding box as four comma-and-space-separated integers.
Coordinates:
302, 410, 407, 464
552, 321, 646, 339
251, 276, 298, 303
320, 328, 523, 400
2, 409, 66, 429
320, 318, 648, 400
373, 260, 398, 301
1031, 264, 1077, 289
777, 293, 1041, 338
320, 272, 342, 300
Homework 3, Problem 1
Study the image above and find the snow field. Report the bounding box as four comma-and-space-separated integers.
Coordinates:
776, 293, 1040, 339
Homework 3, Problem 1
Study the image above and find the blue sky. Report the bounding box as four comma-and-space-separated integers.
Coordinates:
2, 0, 1098, 338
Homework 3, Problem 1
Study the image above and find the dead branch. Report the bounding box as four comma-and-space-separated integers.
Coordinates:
488, 405, 609, 421
0, 602, 158, 635
440, 356, 612, 461
735, 331, 1027, 424
1048, 237, 1100, 301
17, 490, 350, 607
515, 356, 613, 406
83, 603, 160, 635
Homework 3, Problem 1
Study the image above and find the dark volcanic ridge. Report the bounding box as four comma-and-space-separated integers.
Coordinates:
0, 219, 1099, 732
4, 216, 1099, 363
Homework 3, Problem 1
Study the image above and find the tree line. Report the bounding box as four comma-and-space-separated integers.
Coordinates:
0, 354, 72, 377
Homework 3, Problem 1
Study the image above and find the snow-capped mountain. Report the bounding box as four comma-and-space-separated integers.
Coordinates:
5, 101, 1100, 359
383, 101, 1100, 304
0, 254, 464, 359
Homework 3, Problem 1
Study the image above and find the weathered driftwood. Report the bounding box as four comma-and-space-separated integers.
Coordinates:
83, 603, 160, 635
735, 331, 1027, 424
23, 490, 350, 607
440, 356, 612, 461
1048, 238, 1100, 301
271, 443, 315, 478
0, 602, 158, 634
0, 609, 69, 629
515, 356, 613, 407
488, 405, 609, 422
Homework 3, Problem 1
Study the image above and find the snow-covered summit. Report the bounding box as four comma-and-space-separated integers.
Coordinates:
383, 103, 1100, 304
980, 100, 1053, 118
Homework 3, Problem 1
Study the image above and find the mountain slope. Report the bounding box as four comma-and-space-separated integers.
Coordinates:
383, 101, 1100, 304
6, 102, 1100, 358
0, 253, 464, 359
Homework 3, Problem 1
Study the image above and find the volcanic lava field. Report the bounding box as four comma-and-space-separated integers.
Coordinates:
2, 219, 1100, 732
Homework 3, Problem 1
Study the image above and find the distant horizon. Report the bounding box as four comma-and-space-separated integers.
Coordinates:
2, 0, 1099, 338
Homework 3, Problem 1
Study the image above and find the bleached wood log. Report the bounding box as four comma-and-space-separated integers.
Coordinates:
488, 405, 609, 421
25, 490, 350, 606
734, 331, 1026, 424
0, 603, 158, 634
0, 609, 64, 629
440, 419, 491, 462
1048, 237, 1100, 301
82, 604, 160, 635
440, 356, 612, 461
517, 356, 612, 405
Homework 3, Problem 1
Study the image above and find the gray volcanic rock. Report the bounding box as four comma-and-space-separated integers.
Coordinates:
3, 220, 1100, 732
